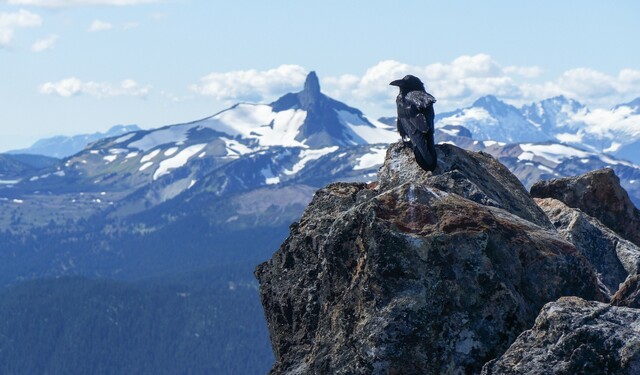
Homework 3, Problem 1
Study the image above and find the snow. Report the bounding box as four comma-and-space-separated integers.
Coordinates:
129, 127, 190, 151
115, 133, 136, 144
12, 199, 24, 204
188, 179, 197, 189
519, 143, 591, 164
438, 108, 497, 127
538, 165, 554, 173
0, 179, 20, 184
260, 166, 280, 185
125, 152, 139, 159
198, 152, 206, 158
604, 142, 622, 153
53, 171, 65, 177
555, 132, 584, 143
336, 110, 398, 144
164, 147, 179, 156
284, 146, 338, 175
353, 146, 387, 170
221, 137, 254, 156
199, 104, 308, 147
140, 149, 160, 163
103, 155, 117, 163
109, 148, 128, 154
89, 150, 99, 154
139, 162, 153, 171
153, 143, 207, 180
483, 140, 506, 147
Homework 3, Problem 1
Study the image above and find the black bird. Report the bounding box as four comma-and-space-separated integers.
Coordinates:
389, 75, 437, 171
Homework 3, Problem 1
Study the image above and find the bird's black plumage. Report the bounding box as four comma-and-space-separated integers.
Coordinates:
390, 75, 437, 171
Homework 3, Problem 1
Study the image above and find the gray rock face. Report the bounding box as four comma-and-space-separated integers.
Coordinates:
379, 143, 553, 229
482, 297, 640, 375
535, 197, 640, 297
531, 168, 640, 247
256, 142, 603, 375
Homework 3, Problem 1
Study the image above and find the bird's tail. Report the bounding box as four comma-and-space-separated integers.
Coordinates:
411, 131, 437, 172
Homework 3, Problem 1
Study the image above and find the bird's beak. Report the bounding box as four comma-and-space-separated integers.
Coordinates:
389, 79, 403, 87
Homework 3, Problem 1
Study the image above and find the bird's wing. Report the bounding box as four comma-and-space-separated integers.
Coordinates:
405, 91, 436, 133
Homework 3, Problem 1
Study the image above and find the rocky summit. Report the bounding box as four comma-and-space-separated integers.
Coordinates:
531, 168, 640, 247
256, 142, 608, 374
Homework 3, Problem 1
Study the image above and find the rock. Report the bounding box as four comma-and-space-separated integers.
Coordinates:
611, 275, 640, 308
482, 297, 640, 375
256, 142, 603, 375
531, 168, 640, 246
535, 197, 640, 297
379, 143, 553, 229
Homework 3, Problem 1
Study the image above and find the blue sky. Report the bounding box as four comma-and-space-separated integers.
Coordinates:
1, 0, 639, 152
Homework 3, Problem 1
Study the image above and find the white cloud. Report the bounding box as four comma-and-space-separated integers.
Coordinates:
5, 0, 160, 7
88, 19, 113, 32
320, 55, 640, 113
39, 77, 150, 98
188, 56, 640, 117
31, 33, 58, 52
190, 65, 308, 102
0, 9, 41, 47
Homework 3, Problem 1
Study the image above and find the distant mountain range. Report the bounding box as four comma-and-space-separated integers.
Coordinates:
0, 72, 639, 374
8, 124, 141, 158
436, 94, 640, 164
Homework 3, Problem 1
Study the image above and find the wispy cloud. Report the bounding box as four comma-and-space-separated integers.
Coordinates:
31, 33, 58, 52
190, 65, 309, 102
0, 9, 41, 47
88, 19, 113, 32
40, 77, 150, 98
5, 0, 160, 7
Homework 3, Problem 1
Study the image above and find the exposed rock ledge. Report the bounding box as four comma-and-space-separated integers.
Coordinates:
256, 143, 604, 374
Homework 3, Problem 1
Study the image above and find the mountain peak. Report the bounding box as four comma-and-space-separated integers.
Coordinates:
303, 71, 321, 95
472, 95, 503, 107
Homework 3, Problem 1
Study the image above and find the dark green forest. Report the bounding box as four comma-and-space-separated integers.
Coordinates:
0, 267, 274, 375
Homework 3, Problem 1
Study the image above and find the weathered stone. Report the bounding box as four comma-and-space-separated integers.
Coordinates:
535, 197, 640, 296
531, 168, 640, 246
379, 143, 553, 229
611, 275, 640, 308
257, 142, 604, 375
482, 297, 640, 375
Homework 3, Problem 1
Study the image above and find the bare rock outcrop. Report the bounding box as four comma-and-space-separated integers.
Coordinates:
611, 275, 640, 308
535, 197, 640, 297
256, 143, 603, 375
482, 297, 640, 375
531, 168, 640, 247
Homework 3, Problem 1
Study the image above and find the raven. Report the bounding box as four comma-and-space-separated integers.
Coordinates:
390, 75, 437, 171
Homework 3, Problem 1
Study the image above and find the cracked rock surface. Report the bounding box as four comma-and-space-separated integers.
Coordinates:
256, 143, 603, 375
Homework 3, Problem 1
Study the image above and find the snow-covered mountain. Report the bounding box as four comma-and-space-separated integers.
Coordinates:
436, 95, 640, 164
436, 95, 548, 143
8, 124, 141, 158
0, 72, 397, 229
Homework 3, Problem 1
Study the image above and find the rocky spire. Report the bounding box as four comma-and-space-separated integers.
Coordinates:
299, 71, 322, 109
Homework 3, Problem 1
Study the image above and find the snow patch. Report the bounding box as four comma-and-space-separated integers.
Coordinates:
153, 143, 207, 180
115, 133, 135, 144
284, 146, 339, 175
139, 162, 153, 171
164, 147, 179, 156
140, 149, 160, 163
103, 155, 117, 163
354, 147, 387, 170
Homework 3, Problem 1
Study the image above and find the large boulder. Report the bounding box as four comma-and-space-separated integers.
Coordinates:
482, 297, 640, 375
256, 143, 603, 375
379, 143, 553, 229
535, 197, 640, 297
531, 168, 640, 247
